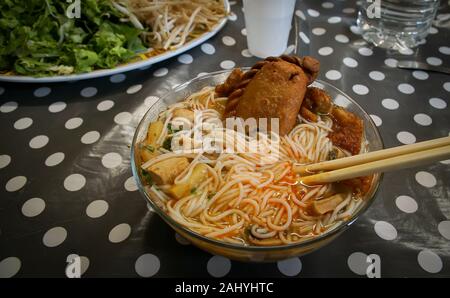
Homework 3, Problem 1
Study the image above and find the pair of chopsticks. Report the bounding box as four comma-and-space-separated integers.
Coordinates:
294, 136, 450, 185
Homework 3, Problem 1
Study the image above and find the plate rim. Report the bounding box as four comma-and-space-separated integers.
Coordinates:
0, 0, 230, 83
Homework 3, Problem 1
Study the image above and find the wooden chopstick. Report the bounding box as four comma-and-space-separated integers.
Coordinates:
299, 144, 450, 186
294, 136, 450, 175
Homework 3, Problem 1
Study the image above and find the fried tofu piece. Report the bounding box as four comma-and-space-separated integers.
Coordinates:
140, 120, 164, 163
173, 108, 194, 122
308, 193, 345, 215
168, 163, 209, 199
234, 61, 309, 136
329, 106, 364, 155
147, 157, 190, 185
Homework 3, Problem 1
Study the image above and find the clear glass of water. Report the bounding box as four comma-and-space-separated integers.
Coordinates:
357, 0, 440, 49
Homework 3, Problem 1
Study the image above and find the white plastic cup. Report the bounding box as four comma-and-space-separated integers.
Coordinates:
243, 0, 296, 58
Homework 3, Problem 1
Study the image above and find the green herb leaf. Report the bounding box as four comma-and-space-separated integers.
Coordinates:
141, 169, 153, 186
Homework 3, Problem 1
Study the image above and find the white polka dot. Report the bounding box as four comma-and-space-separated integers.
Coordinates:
295, 10, 306, 20
110, 73, 126, 83
135, 254, 160, 277
22, 197, 46, 217
307, 9, 320, 17
277, 257, 302, 276
177, 53, 193, 64
322, 2, 334, 8
443, 82, 450, 92
426, 57, 442, 66
397, 131, 416, 144
343, 57, 358, 68
374, 221, 397, 240
124, 177, 138, 191
48, 101, 66, 113
358, 47, 373, 56
228, 12, 237, 21
335, 34, 349, 43
299, 32, 310, 44
80, 87, 97, 98
101, 152, 122, 169
114, 111, 132, 125
429, 97, 447, 109
45, 152, 65, 167
14, 117, 33, 130
29, 135, 49, 149
86, 200, 109, 218
5, 176, 27, 192
64, 174, 86, 192
382, 98, 399, 110
325, 70, 342, 80
414, 113, 432, 126
241, 49, 253, 58
328, 16, 341, 23
318, 47, 333, 56
440, 159, 450, 165
395, 195, 418, 213
384, 58, 398, 68
34, 87, 51, 98
43, 227, 67, 247
145, 96, 159, 107
439, 46, 450, 55
220, 60, 235, 70
352, 84, 369, 95
175, 233, 190, 245
241, 28, 247, 36
153, 67, 168, 77
201, 43, 215, 55
350, 25, 362, 35
312, 27, 326, 36
428, 27, 438, 34
398, 83, 415, 94
0, 155, 11, 169
127, 84, 142, 94
65, 117, 83, 129
343, 7, 356, 14
418, 250, 442, 273
81, 131, 100, 144
415, 171, 436, 188
0, 257, 21, 278
437, 221, 450, 240
399, 48, 414, 55
65, 254, 90, 277
108, 223, 131, 243
369, 71, 385, 81
347, 252, 368, 275
370, 114, 382, 126
0, 101, 18, 113
97, 100, 114, 111
222, 36, 236, 46
412, 71, 429, 80
207, 256, 231, 277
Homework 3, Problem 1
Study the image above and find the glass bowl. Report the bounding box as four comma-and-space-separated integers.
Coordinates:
131, 69, 383, 262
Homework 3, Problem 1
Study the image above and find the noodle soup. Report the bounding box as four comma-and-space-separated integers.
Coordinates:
136, 82, 376, 247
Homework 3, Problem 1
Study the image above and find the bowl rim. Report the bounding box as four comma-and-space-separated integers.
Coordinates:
131, 69, 384, 252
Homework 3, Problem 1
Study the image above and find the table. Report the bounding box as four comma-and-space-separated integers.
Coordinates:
1, 0, 449, 278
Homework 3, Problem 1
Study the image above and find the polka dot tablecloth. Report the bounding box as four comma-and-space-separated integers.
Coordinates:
0, 0, 449, 278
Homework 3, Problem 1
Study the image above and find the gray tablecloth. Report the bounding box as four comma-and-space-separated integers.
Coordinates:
1, 0, 449, 278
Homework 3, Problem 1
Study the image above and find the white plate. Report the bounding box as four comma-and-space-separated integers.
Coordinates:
0, 1, 230, 83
